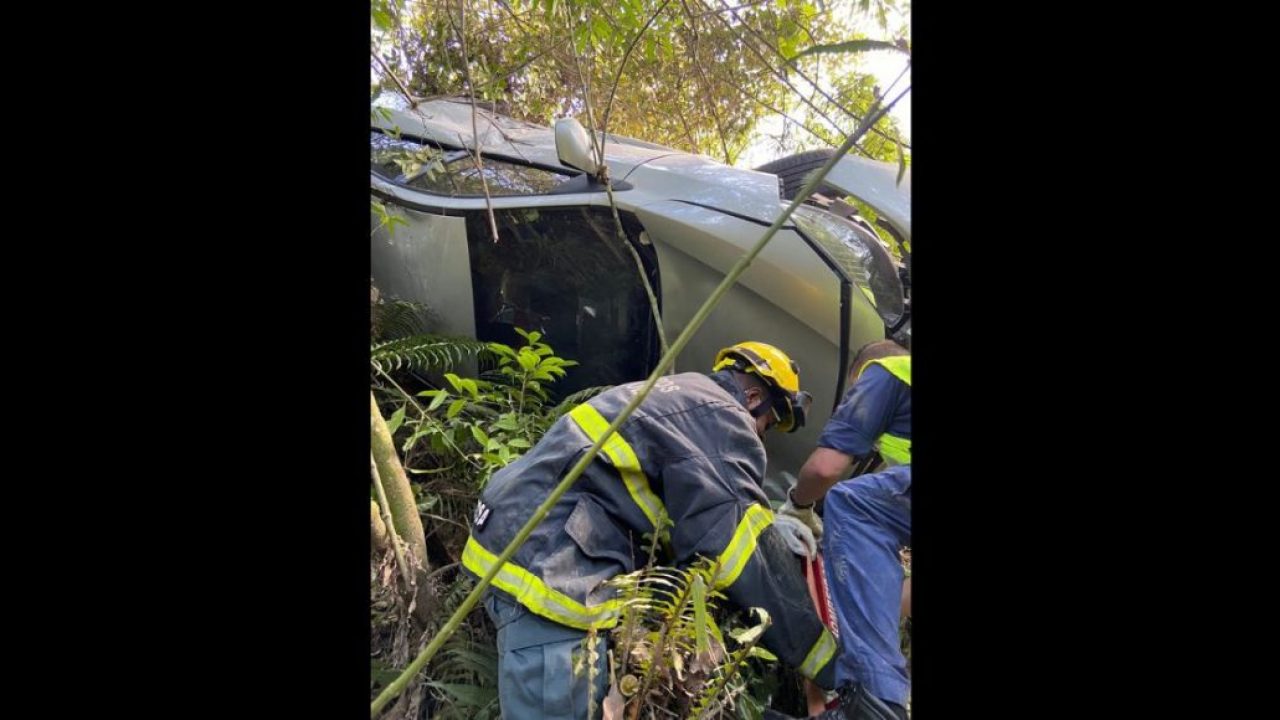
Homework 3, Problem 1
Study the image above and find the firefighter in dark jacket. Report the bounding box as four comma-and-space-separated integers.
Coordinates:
462, 341, 836, 719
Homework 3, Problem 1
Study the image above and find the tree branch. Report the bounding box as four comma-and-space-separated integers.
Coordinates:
706, 0, 911, 151
370, 49, 422, 108
449, 0, 500, 243
692, 0, 854, 151
690, 0, 769, 18
601, 0, 675, 139
562, 0, 672, 359
679, 0, 739, 164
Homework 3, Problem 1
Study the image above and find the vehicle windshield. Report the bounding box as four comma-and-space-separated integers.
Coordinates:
791, 205, 905, 327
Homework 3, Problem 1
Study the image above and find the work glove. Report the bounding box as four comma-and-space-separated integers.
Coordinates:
779, 471, 824, 541
772, 513, 818, 559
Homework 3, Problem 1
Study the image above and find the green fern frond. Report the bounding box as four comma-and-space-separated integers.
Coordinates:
371, 334, 491, 374
371, 298, 432, 340
550, 385, 613, 417
437, 644, 499, 686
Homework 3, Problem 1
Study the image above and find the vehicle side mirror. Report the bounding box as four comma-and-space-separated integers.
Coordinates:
555, 117, 602, 176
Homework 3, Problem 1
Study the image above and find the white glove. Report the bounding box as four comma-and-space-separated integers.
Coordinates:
779, 499, 824, 541
773, 513, 818, 559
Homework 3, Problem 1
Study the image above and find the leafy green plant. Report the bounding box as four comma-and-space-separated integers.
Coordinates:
371, 198, 408, 237
369, 293, 492, 376
594, 555, 780, 720
402, 328, 580, 488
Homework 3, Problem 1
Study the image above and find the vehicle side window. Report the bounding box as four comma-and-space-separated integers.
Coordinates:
466, 207, 659, 395
370, 130, 575, 196
370, 131, 442, 179
408, 157, 574, 196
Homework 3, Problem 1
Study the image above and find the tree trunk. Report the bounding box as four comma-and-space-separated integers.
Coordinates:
370, 392, 428, 568
371, 500, 391, 555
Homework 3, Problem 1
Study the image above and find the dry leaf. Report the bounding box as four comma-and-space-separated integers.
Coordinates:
602, 685, 625, 720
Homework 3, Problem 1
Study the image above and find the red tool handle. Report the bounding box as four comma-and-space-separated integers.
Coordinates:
802, 553, 841, 713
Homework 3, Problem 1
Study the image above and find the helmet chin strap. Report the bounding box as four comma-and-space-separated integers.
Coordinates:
722, 364, 785, 428
749, 399, 775, 420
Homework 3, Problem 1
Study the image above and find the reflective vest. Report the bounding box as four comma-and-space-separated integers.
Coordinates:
863, 355, 911, 465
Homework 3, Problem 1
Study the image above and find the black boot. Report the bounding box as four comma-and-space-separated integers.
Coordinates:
759, 684, 907, 720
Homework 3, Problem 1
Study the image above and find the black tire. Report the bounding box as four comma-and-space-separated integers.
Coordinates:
753, 149, 842, 200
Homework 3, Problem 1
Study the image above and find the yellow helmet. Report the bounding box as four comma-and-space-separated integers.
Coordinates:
713, 341, 813, 433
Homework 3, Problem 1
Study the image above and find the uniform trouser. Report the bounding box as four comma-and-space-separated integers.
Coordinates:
822, 464, 911, 708
484, 591, 609, 720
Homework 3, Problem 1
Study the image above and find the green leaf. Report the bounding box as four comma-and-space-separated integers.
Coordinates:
507, 438, 531, 448
747, 646, 778, 661
372, 8, 393, 31
471, 425, 491, 447
517, 349, 539, 371
729, 607, 772, 645
737, 692, 764, 720
386, 406, 406, 435
791, 39, 907, 61
444, 372, 464, 394
692, 574, 710, 655
402, 428, 429, 454
730, 623, 766, 646
447, 398, 468, 419
779, 33, 798, 59
407, 466, 451, 475
591, 15, 609, 41
487, 342, 516, 359
428, 390, 449, 412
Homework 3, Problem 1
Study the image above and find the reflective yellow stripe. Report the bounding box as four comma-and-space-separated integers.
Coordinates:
867, 356, 911, 385
866, 356, 910, 465
799, 628, 837, 679
568, 404, 667, 532
877, 433, 911, 465
462, 536, 621, 630
713, 503, 774, 589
